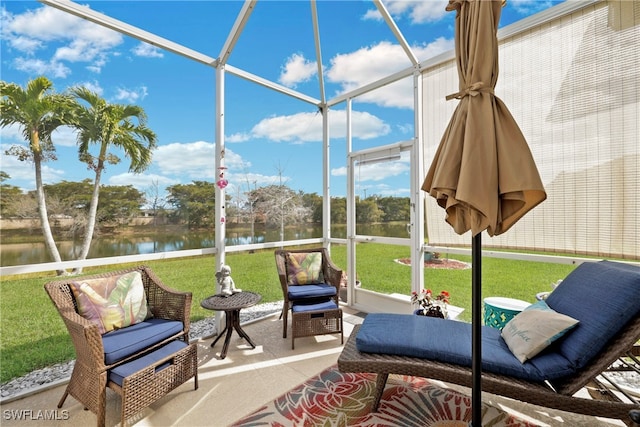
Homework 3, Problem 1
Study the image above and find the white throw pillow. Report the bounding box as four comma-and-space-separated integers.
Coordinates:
501, 300, 579, 363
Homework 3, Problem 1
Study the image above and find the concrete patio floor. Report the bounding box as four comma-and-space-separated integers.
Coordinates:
0, 305, 630, 426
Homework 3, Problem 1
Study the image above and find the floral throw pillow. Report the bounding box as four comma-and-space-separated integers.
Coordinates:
501, 300, 579, 363
286, 252, 325, 285
70, 271, 150, 334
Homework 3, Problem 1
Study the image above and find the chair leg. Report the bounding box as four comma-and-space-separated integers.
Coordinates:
57, 390, 69, 408
372, 373, 389, 411
282, 302, 288, 338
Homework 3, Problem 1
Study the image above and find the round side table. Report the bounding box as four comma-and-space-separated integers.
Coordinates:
483, 297, 531, 330
201, 291, 262, 359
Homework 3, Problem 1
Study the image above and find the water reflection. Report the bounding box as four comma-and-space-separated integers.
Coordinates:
0, 222, 409, 267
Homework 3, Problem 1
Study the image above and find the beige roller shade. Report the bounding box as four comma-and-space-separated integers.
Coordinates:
423, 0, 639, 259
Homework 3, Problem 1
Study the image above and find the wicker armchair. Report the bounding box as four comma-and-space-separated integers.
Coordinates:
275, 248, 342, 340
44, 266, 198, 427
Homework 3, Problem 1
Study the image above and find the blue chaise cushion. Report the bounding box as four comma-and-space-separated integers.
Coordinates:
108, 340, 188, 387
102, 318, 184, 365
288, 283, 336, 300
356, 313, 576, 382
545, 260, 640, 372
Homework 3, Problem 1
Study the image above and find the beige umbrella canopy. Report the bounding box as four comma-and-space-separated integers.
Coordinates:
421, 1, 546, 425
422, 0, 546, 237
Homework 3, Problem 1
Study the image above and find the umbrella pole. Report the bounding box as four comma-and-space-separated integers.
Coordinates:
471, 233, 482, 426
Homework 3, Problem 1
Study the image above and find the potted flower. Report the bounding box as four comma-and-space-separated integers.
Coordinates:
411, 289, 450, 318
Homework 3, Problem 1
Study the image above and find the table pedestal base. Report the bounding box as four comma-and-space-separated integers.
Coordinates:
210, 309, 257, 359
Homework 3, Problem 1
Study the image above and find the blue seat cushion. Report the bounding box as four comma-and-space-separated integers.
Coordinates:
287, 283, 336, 300
545, 261, 640, 372
103, 318, 184, 365
356, 313, 576, 382
292, 300, 338, 313
108, 340, 188, 387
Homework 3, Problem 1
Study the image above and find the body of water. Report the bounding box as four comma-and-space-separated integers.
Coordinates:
0, 223, 409, 267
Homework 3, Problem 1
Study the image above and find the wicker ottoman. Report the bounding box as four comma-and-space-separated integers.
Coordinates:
291, 301, 343, 349
108, 340, 198, 426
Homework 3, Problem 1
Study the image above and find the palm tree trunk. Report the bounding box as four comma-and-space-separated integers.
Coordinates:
34, 152, 65, 276
72, 164, 102, 274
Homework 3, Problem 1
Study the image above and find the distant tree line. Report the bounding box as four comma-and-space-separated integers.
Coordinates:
0, 177, 411, 230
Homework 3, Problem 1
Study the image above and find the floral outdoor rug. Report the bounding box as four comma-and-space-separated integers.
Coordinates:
230, 364, 538, 426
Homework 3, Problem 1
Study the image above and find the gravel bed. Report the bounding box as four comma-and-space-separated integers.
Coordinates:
0, 301, 283, 402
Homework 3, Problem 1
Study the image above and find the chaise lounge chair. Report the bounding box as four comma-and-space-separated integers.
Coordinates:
338, 260, 640, 425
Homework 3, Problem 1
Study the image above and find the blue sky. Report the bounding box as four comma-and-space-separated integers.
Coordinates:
0, 0, 561, 202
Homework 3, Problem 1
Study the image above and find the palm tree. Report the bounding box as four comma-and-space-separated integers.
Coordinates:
70, 87, 157, 273
0, 77, 74, 275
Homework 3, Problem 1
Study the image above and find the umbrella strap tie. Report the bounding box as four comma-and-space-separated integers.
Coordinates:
446, 82, 494, 100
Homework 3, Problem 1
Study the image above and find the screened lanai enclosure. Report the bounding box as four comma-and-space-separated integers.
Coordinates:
4, 0, 639, 315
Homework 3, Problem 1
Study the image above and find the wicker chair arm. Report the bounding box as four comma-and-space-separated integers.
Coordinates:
58, 307, 107, 371
139, 266, 192, 333
274, 251, 290, 299
323, 257, 343, 290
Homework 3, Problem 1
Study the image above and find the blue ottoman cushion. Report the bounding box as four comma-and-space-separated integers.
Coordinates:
108, 340, 188, 387
288, 283, 336, 300
292, 300, 338, 313
103, 318, 184, 365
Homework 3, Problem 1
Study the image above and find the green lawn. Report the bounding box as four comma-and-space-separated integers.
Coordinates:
0, 244, 576, 383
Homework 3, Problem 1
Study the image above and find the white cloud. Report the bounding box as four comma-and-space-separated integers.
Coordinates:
108, 172, 177, 189
225, 171, 283, 193
0, 123, 76, 148
75, 80, 104, 96
226, 133, 251, 143
326, 39, 453, 108
13, 57, 71, 78
5, 35, 42, 53
279, 53, 317, 88
69, 82, 147, 104
154, 141, 215, 177
396, 123, 413, 134
384, 0, 449, 24
363, 1, 449, 24
0, 143, 67, 188
331, 154, 410, 184
132, 43, 164, 58
249, 109, 390, 143
51, 126, 78, 148
114, 86, 148, 103
2, 5, 123, 76
327, 41, 406, 90
153, 141, 249, 180
376, 0, 551, 24
413, 36, 454, 61
362, 9, 382, 22
0, 123, 25, 142
0, 147, 32, 181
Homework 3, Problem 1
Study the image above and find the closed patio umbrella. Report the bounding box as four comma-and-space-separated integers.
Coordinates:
421, 1, 547, 425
